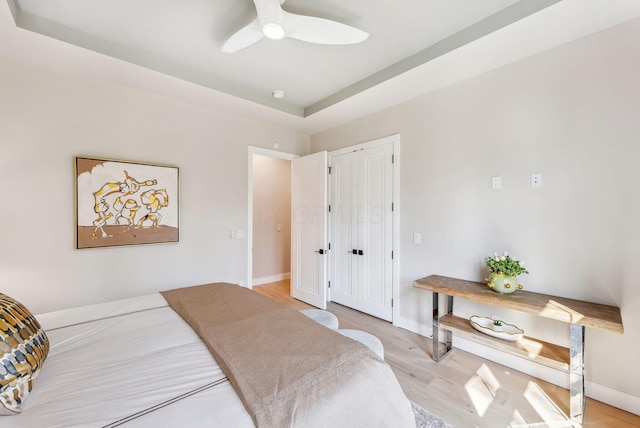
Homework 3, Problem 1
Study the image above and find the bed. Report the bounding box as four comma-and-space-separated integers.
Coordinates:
0, 283, 416, 427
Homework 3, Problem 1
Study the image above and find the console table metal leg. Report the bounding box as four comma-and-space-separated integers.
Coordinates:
432, 292, 453, 361
569, 324, 585, 424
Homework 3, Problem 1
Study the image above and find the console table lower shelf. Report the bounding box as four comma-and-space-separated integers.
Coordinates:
438, 313, 570, 371
413, 275, 624, 424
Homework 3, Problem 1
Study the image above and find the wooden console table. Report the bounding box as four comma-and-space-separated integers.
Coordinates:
413, 275, 624, 424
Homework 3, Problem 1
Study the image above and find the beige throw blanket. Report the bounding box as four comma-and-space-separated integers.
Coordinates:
162, 283, 415, 428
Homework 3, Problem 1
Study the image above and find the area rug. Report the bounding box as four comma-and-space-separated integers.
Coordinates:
411, 401, 454, 428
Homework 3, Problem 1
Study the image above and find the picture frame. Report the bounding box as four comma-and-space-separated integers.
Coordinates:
75, 156, 179, 249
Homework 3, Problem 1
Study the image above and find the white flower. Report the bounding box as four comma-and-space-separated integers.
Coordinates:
495, 256, 500, 261
520, 262, 525, 266
500, 256, 506, 261
503, 251, 508, 257
494, 252, 498, 257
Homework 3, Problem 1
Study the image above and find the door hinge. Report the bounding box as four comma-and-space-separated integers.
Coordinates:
328, 242, 331, 250
391, 251, 394, 259
392, 154, 395, 164
328, 166, 332, 174
329, 204, 331, 212
328, 281, 331, 289
391, 298, 394, 307
391, 202, 394, 212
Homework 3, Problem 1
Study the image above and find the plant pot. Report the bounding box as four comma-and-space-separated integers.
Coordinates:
486, 273, 523, 294
491, 323, 503, 332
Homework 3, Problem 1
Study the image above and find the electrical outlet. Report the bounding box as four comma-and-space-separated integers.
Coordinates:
531, 173, 542, 187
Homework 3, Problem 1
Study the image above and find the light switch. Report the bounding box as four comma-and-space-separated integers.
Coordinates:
413, 233, 422, 244
491, 176, 501, 190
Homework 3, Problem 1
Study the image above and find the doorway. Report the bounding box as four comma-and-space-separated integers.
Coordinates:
247, 135, 400, 325
247, 147, 298, 289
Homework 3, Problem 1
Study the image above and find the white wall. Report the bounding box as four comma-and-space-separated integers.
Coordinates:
311, 19, 640, 407
0, 53, 309, 314
252, 155, 291, 281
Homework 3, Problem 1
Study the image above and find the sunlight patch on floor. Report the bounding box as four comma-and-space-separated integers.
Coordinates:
522, 381, 576, 427
464, 363, 500, 417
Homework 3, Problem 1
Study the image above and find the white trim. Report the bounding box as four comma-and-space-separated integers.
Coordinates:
391, 136, 400, 327
586, 380, 640, 416
395, 320, 640, 416
247, 146, 298, 290
329, 133, 400, 157
455, 338, 640, 416
453, 337, 569, 388
395, 316, 432, 337
252, 272, 291, 287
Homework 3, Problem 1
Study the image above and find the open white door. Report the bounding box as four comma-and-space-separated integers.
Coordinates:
291, 151, 328, 309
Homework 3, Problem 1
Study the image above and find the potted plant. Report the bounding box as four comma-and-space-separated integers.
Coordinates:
491, 319, 503, 331
484, 251, 529, 294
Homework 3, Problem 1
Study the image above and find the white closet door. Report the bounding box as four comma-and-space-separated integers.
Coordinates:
359, 143, 393, 321
328, 151, 358, 309
328, 142, 393, 321
291, 152, 328, 309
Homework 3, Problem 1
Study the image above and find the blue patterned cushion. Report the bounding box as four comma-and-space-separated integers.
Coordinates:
0, 293, 49, 415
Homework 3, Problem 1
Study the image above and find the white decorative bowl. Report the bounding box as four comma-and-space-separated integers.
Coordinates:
469, 316, 524, 341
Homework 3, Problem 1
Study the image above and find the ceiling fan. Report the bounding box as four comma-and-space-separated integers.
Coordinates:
222, 0, 369, 53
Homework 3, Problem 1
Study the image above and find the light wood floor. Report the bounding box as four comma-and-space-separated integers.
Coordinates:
254, 280, 640, 428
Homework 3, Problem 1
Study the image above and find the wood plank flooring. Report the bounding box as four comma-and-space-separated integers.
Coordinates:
253, 280, 640, 427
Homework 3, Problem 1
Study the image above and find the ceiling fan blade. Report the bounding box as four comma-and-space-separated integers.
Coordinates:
222, 18, 264, 53
283, 12, 368, 45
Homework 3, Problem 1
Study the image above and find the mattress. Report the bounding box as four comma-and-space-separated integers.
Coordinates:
0, 293, 255, 428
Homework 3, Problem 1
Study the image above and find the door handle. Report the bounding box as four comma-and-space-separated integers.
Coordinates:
315, 249, 325, 255
352, 249, 358, 254
358, 250, 364, 256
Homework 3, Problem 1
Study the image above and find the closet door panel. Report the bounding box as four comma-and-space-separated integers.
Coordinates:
328, 152, 358, 309
359, 144, 393, 321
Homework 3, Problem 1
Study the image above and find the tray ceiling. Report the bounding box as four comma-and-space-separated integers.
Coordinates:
5, 0, 640, 133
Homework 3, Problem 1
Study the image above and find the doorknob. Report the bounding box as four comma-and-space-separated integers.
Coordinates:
314, 249, 325, 254
358, 250, 364, 256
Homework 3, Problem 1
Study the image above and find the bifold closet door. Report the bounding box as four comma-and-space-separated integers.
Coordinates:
329, 143, 393, 321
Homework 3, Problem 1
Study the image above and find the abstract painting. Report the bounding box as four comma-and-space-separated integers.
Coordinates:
75, 157, 179, 249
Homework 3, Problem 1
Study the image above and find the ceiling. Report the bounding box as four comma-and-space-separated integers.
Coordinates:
4, 0, 640, 134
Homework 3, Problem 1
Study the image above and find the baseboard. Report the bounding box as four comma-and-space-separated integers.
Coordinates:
252, 272, 290, 286
394, 315, 432, 337
453, 337, 569, 388
395, 321, 640, 416
586, 380, 640, 416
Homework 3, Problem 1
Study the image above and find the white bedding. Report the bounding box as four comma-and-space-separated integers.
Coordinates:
0, 294, 255, 428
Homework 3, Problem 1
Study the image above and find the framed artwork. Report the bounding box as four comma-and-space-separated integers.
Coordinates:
75, 156, 179, 249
